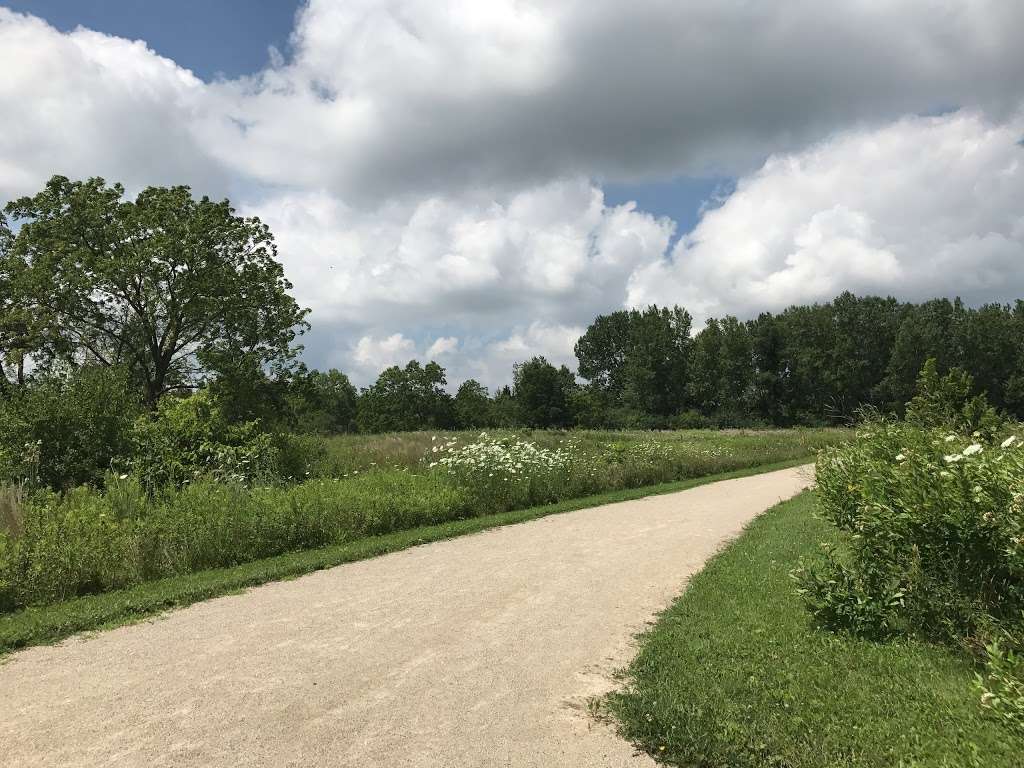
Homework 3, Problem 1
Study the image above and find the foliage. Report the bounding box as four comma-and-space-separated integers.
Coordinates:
795, 360, 1024, 732
798, 420, 1024, 644
976, 640, 1024, 734
610, 492, 1021, 767
453, 379, 494, 428
0, 470, 469, 610
428, 432, 581, 510
356, 360, 455, 433
0, 366, 141, 489
575, 304, 692, 418
573, 292, 1024, 428
129, 390, 279, 488
0, 427, 846, 612
905, 357, 1004, 439
2, 175, 309, 405
512, 356, 576, 428
287, 366, 359, 434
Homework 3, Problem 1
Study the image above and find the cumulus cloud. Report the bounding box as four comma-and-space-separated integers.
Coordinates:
0, 8, 224, 201
628, 109, 1024, 322
3, 4, 1024, 389
204, 0, 1024, 202
250, 178, 672, 386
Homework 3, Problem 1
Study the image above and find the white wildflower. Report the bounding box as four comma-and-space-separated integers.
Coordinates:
944, 435, 957, 442
1001, 435, 1017, 449
963, 444, 983, 456
944, 454, 962, 464
895, 453, 906, 462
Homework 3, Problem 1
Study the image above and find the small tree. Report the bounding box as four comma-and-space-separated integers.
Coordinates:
3, 176, 309, 407
513, 356, 576, 428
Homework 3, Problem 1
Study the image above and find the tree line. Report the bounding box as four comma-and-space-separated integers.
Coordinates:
3, 176, 1023, 434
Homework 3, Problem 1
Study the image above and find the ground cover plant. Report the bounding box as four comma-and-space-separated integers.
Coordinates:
0, 427, 845, 613
609, 492, 1023, 767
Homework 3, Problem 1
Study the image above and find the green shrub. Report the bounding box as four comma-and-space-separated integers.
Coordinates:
906, 357, 1006, 440
272, 432, 330, 481
977, 640, 1024, 734
795, 361, 1024, 730
130, 391, 279, 488
0, 366, 140, 489
797, 421, 1024, 644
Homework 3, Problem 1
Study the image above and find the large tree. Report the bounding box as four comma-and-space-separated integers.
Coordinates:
575, 304, 692, 418
2, 176, 309, 405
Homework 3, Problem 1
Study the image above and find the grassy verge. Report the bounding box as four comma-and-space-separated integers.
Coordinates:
0, 457, 810, 657
608, 491, 1022, 767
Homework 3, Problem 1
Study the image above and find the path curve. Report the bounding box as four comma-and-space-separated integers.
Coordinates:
0, 466, 812, 767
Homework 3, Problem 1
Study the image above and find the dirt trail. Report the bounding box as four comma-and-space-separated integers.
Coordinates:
0, 465, 812, 767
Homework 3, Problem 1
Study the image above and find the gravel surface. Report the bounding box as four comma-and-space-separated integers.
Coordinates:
0, 465, 812, 767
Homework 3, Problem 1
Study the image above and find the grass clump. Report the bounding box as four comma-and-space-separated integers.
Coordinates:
609, 492, 1023, 767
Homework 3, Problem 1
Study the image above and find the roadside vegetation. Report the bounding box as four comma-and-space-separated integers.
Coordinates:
0, 426, 842, 615
611, 362, 1024, 765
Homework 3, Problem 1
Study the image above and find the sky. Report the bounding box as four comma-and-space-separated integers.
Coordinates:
2, 1, 1023, 389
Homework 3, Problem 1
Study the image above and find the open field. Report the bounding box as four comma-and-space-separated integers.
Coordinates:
0, 466, 811, 768
609, 491, 1023, 767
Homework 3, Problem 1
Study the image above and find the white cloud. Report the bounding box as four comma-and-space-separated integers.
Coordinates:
426, 337, 459, 358
352, 333, 416, 373
628, 110, 1024, 323
202, 0, 1024, 202
3, 4, 1024, 390
0, 9, 223, 202
252, 178, 671, 387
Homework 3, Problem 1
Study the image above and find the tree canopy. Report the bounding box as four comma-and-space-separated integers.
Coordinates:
356, 360, 455, 433
1, 176, 309, 405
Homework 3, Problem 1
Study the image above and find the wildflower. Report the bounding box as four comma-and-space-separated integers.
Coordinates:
895, 453, 906, 462
944, 454, 962, 463
944, 435, 957, 442
963, 444, 983, 456
118, 473, 129, 480
1001, 435, 1017, 449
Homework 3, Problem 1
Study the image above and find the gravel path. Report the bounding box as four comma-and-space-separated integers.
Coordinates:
0, 465, 812, 767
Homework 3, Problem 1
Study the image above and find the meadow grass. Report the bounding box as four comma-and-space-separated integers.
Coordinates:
0, 428, 847, 613
0, 457, 812, 656
608, 491, 1022, 767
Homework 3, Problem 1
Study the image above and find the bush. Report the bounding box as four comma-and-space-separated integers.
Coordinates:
0, 366, 140, 489
797, 421, 1024, 644
977, 640, 1024, 734
130, 391, 279, 488
795, 360, 1024, 730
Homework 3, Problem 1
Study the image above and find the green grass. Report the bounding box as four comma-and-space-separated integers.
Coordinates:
608, 491, 1022, 767
315, 427, 849, 475
0, 457, 811, 657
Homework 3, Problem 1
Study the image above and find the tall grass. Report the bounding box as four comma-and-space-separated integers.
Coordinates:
0, 428, 847, 612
